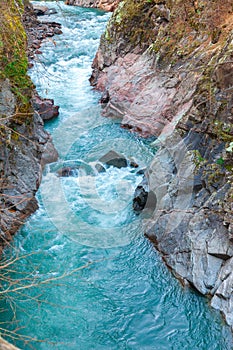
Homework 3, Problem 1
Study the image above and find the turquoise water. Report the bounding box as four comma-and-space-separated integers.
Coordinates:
0, 2, 232, 349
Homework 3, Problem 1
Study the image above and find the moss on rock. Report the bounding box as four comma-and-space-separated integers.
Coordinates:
0, 0, 33, 115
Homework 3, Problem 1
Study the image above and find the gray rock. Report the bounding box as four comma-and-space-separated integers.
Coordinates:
133, 184, 148, 212
40, 138, 59, 169
33, 5, 58, 17
45, 8, 58, 15
0, 79, 15, 116
211, 258, 233, 326
94, 162, 106, 173
133, 175, 157, 213
99, 150, 127, 168
57, 166, 78, 177
32, 94, 59, 121
89, 0, 233, 328
54, 28, 63, 35
0, 83, 58, 243
207, 228, 233, 260
33, 5, 49, 16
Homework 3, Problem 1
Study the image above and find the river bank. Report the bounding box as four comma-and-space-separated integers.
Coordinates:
0, 1, 60, 251
89, 0, 233, 328
1, 2, 232, 349
0, 1, 62, 349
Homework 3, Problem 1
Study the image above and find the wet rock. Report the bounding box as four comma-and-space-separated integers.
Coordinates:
100, 90, 110, 104
0, 108, 58, 243
57, 167, 78, 177
133, 175, 157, 213
33, 5, 49, 16
136, 168, 146, 175
0, 3, 59, 246
46, 8, 58, 15
90, 0, 233, 326
65, 0, 121, 11
33, 6, 58, 16
23, 5, 62, 63
54, 27, 63, 35
94, 162, 106, 173
133, 184, 148, 212
129, 161, 139, 168
99, 150, 128, 168
32, 94, 59, 121
48, 22, 62, 29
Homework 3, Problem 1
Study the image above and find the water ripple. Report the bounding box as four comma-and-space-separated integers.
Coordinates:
0, 1, 232, 349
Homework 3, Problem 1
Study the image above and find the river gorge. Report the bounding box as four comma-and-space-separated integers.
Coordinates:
0, 1, 233, 349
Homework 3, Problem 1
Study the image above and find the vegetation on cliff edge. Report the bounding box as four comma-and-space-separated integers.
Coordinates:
0, 0, 33, 115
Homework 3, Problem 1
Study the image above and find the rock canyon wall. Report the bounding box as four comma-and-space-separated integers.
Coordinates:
0, 1, 58, 250
90, 0, 233, 328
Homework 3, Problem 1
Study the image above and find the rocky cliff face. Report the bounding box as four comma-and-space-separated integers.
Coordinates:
0, 1, 58, 250
65, 0, 121, 11
91, 0, 233, 328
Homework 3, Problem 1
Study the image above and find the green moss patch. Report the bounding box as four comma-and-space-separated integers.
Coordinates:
0, 0, 33, 114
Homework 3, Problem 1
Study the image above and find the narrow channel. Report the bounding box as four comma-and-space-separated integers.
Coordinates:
0, 2, 232, 349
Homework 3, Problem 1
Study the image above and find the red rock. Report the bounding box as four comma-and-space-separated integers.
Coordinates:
65, 0, 121, 12
32, 94, 59, 121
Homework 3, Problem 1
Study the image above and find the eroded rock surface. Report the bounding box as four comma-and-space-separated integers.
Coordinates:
65, 0, 121, 12
92, 0, 233, 328
32, 93, 59, 121
32, 5, 58, 16
99, 150, 128, 168
0, 80, 58, 248
0, 2, 58, 250
23, 3, 62, 64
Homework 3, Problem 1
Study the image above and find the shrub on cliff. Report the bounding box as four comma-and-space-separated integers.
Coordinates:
0, 0, 33, 115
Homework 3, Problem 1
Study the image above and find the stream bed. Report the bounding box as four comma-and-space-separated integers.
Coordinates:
0, 2, 232, 349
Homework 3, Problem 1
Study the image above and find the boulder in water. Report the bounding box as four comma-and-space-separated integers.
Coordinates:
33, 5, 58, 16
32, 94, 59, 121
133, 175, 157, 213
129, 160, 139, 168
99, 150, 128, 169
46, 8, 58, 15
94, 162, 106, 173
57, 167, 78, 177
33, 5, 49, 16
